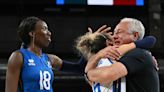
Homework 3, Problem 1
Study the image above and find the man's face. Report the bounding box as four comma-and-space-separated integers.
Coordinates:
113, 21, 135, 45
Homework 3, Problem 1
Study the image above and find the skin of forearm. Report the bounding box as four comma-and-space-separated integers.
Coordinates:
87, 62, 127, 84
85, 42, 135, 73
117, 42, 136, 56
85, 42, 135, 84
87, 66, 112, 84
85, 54, 101, 73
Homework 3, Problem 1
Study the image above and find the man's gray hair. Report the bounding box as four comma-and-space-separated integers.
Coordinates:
121, 18, 145, 40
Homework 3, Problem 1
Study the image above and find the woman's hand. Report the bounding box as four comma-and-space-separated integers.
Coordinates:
95, 46, 121, 60
88, 25, 112, 34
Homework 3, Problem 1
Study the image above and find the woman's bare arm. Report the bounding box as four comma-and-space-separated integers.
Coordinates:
5, 51, 23, 92
47, 54, 62, 70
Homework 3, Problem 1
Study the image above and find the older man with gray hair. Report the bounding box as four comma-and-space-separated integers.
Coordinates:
85, 17, 160, 92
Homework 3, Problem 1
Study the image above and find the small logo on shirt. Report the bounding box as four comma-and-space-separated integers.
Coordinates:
28, 59, 36, 66
47, 61, 52, 68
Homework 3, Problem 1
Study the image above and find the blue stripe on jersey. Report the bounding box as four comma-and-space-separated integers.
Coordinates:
108, 58, 113, 64
113, 79, 121, 92
113, 80, 116, 92
118, 78, 121, 92
94, 83, 101, 92
109, 58, 121, 92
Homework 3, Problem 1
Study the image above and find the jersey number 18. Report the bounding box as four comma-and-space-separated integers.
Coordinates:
39, 70, 51, 90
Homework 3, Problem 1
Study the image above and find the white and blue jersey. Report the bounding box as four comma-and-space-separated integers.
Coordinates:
19, 48, 54, 92
92, 58, 126, 92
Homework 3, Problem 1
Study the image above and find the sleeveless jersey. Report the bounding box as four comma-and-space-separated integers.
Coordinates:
92, 58, 126, 92
19, 48, 54, 92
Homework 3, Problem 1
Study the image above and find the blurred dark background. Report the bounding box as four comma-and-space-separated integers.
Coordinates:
0, 0, 164, 92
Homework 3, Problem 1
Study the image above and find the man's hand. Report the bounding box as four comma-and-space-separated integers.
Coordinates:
148, 52, 159, 71
152, 56, 159, 71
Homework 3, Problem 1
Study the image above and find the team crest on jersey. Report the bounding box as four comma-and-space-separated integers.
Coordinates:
47, 61, 52, 68
28, 59, 36, 66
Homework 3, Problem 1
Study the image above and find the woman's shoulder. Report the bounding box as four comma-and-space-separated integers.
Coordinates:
8, 50, 23, 65
11, 50, 23, 57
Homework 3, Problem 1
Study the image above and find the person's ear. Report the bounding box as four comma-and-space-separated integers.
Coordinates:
133, 32, 139, 40
29, 32, 35, 37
